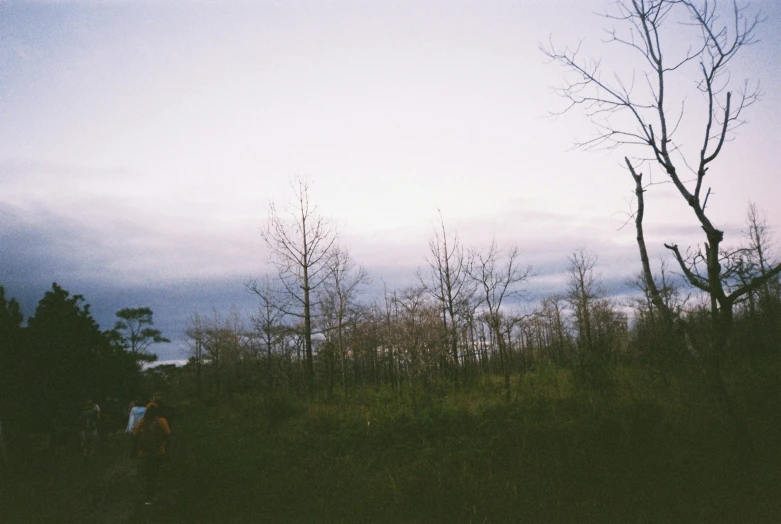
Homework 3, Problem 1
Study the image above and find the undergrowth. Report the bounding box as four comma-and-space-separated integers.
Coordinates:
167, 361, 781, 523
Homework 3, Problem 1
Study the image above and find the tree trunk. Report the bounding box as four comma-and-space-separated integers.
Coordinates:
303, 273, 314, 399
492, 318, 511, 400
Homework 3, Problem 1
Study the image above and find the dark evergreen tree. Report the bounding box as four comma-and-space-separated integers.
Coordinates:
24, 284, 140, 431
0, 286, 25, 426
113, 307, 169, 364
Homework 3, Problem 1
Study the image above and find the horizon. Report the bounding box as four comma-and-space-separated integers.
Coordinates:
2, 0, 779, 361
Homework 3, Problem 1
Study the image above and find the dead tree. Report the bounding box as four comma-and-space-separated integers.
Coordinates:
467, 240, 532, 399
316, 246, 369, 396
744, 202, 780, 300
566, 249, 600, 357
543, 0, 780, 376
417, 211, 474, 384
260, 177, 338, 396
247, 275, 289, 389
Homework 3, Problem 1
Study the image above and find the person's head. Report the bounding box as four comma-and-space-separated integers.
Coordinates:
84, 399, 94, 410
144, 402, 159, 420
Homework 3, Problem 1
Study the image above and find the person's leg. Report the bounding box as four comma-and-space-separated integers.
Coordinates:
150, 456, 162, 498
88, 430, 97, 456
143, 456, 162, 503
142, 457, 153, 502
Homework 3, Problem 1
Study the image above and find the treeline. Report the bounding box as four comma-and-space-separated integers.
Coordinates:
181, 183, 781, 401
0, 283, 167, 459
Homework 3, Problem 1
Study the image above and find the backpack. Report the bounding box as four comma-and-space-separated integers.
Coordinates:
135, 418, 165, 455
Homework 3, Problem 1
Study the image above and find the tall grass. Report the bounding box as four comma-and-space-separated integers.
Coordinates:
167, 361, 781, 523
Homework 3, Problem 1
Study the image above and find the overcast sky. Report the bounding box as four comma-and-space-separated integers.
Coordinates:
1, 0, 779, 361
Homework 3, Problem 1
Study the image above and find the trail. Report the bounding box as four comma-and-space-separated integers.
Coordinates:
0, 431, 180, 524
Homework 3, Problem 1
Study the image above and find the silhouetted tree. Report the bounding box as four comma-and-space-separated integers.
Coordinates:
261, 176, 338, 396
468, 240, 532, 398
24, 284, 138, 430
631, 260, 689, 368
248, 275, 289, 389
0, 287, 25, 429
316, 246, 369, 396
537, 296, 572, 366
566, 249, 600, 356
418, 212, 474, 384
113, 307, 170, 364
731, 203, 781, 355
186, 310, 247, 398
543, 0, 780, 401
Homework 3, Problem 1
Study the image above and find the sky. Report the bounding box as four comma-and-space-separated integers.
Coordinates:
1, 0, 780, 361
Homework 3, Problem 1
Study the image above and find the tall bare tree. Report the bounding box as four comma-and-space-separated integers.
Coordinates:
248, 275, 286, 360
735, 203, 781, 353
247, 275, 289, 388
566, 249, 600, 356
185, 310, 246, 397
395, 286, 447, 389
743, 202, 779, 299
317, 245, 369, 396
417, 212, 473, 383
538, 296, 571, 365
543, 0, 781, 377
260, 177, 338, 395
467, 240, 532, 398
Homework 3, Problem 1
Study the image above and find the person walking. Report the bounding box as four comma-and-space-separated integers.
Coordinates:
79, 400, 100, 459
126, 400, 146, 434
132, 402, 171, 505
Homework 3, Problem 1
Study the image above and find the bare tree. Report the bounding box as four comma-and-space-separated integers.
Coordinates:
316, 245, 369, 396
351, 298, 387, 388
417, 212, 474, 384
543, 1, 781, 379
394, 286, 447, 389
539, 296, 572, 365
185, 310, 246, 397
467, 240, 532, 398
733, 203, 781, 354
260, 177, 338, 395
566, 249, 600, 356
247, 275, 289, 388
565, 249, 629, 386
743, 202, 780, 299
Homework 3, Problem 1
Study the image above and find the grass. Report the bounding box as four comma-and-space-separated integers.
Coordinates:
166, 361, 781, 523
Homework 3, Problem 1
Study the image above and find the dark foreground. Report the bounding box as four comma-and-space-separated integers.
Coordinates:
0, 431, 181, 524
3, 363, 781, 523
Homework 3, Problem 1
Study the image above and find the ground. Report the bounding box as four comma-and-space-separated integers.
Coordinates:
0, 431, 181, 524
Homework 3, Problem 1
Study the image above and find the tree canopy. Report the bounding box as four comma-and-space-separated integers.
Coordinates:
114, 306, 170, 363
0, 284, 150, 433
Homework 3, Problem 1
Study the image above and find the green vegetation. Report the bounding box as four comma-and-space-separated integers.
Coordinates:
0, 284, 166, 462
166, 359, 781, 523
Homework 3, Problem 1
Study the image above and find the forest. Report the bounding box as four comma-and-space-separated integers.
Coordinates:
3, 0, 781, 522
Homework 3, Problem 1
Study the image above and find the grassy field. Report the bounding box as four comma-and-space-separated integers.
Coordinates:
2, 360, 778, 523
164, 360, 781, 523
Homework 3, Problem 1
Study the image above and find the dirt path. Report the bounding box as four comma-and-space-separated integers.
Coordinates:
1, 432, 180, 524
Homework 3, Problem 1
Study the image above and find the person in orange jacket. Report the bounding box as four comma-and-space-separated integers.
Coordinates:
132, 402, 171, 505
